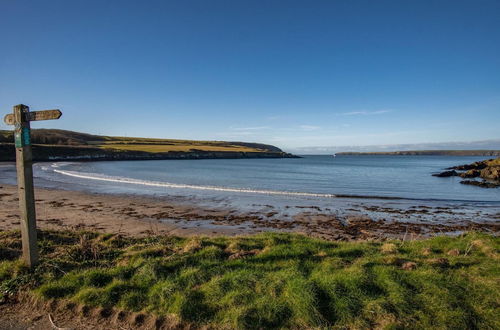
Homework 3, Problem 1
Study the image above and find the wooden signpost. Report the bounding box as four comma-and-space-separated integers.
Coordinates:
3, 104, 62, 267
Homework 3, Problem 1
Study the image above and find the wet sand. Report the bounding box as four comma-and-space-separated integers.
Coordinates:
1, 183, 498, 240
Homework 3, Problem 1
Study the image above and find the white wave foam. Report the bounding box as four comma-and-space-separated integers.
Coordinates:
53, 169, 337, 198
50, 162, 76, 168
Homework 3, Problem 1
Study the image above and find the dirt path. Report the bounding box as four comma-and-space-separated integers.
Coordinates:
0, 295, 180, 330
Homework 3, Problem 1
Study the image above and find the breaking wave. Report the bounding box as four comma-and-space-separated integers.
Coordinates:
52, 168, 339, 198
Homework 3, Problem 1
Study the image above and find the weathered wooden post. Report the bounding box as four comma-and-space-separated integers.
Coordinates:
3, 104, 62, 267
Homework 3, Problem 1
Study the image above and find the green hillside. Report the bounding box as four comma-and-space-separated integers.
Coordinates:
0, 129, 295, 161
0, 129, 282, 153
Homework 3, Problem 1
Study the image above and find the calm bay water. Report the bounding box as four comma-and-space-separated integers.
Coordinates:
21, 155, 500, 203
2, 155, 499, 223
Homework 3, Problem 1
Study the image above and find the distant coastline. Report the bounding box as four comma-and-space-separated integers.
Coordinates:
336, 150, 500, 156
0, 129, 298, 162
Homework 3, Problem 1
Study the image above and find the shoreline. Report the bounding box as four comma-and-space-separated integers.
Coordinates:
3, 161, 500, 205
1, 183, 498, 241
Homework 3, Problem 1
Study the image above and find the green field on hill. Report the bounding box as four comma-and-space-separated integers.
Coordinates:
1, 230, 498, 329
99, 143, 264, 153
0, 129, 282, 154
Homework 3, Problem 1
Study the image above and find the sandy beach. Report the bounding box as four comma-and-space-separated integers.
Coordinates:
1, 183, 498, 241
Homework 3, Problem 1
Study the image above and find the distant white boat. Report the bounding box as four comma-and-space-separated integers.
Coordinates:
332, 153, 336, 157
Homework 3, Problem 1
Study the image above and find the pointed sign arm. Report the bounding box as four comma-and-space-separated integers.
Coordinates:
4, 109, 62, 125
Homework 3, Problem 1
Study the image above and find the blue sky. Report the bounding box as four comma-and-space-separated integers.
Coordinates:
1, 0, 499, 152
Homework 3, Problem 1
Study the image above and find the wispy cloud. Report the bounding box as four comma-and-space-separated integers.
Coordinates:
216, 132, 255, 137
342, 110, 391, 116
298, 125, 321, 131
229, 126, 271, 131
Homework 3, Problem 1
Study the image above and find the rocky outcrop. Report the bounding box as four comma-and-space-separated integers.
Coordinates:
432, 170, 458, 177
433, 158, 500, 188
480, 166, 500, 181
459, 169, 481, 178
460, 180, 499, 188
449, 161, 488, 171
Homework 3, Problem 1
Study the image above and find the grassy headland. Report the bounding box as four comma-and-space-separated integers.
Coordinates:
1, 229, 498, 329
0, 129, 296, 161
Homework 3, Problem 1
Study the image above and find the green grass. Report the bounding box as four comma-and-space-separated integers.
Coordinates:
99, 143, 264, 153
0, 230, 499, 329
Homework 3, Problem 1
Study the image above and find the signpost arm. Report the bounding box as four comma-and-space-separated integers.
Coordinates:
14, 104, 38, 267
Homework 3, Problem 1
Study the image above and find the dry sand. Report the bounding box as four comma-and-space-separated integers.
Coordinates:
0, 184, 256, 237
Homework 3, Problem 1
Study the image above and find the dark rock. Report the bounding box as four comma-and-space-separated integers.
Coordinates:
460, 180, 500, 188
432, 170, 458, 177
450, 161, 489, 171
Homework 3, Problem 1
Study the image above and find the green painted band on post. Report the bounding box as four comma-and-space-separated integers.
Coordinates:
23, 127, 31, 146
15, 131, 22, 148
14, 127, 31, 148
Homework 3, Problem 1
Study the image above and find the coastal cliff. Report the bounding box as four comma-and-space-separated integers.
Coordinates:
337, 150, 500, 156
0, 129, 297, 161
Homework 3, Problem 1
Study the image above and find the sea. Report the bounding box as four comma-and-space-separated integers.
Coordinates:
1, 155, 499, 222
